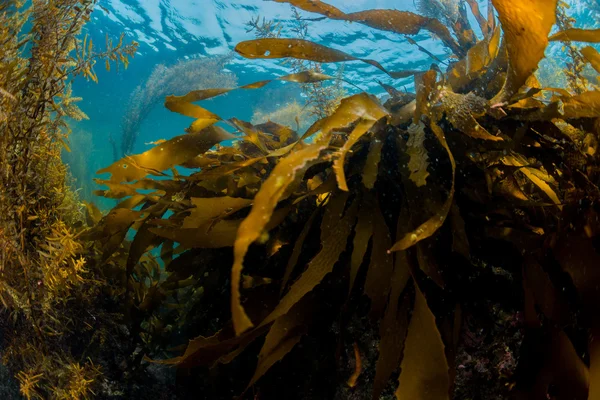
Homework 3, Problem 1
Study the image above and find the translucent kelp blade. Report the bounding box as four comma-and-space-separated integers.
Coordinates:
302, 92, 389, 141
581, 47, 600, 74
562, 91, 600, 119
97, 126, 234, 183
549, 28, 600, 43
333, 119, 381, 191
447, 27, 501, 92
255, 194, 358, 331
235, 38, 401, 79
490, 0, 558, 105
231, 141, 331, 335
396, 286, 449, 400
272, 0, 462, 56
390, 122, 456, 252
245, 297, 312, 391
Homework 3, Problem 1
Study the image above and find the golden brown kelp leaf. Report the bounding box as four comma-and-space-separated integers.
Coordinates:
97, 126, 234, 183
450, 203, 469, 259
554, 235, 600, 316
390, 122, 455, 252
152, 208, 290, 249
85, 208, 143, 259
589, 329, 600, 400
522, 330, 590, 400
417, 243, 444, 288
347, 343, 363, 388
562, 91, 600, 119
523, 257, 571, 325
396, 286, 449, 400
364, 199, 394, 318
489, 0, 558, 105
273, 0, 463, 56
231, 141, 331, 335
549, 28, 600, 43
348, 197, 374, 297
153, 325, 269, 368
446, 27, 501, 92
183, 197, 253, 229
302, 92, 389, 142
280, 209, 319, 293
83, 201, 103, 227
501, 154, 562, 206
362, 133, 384, 189
245, 297, 312, 391
582, 46, 600, 74
235, 38, 400, 78
272, 0, 345, 18
343, 10, 463, 57
333, 117, 387, 191
414, 69, 438, 124
406, 122, 430, 187
169, 71, 333, 105
165, 71, 333, 134
257, 193, 358, 330
151, 220, 241, 249
372, 255, 410, 399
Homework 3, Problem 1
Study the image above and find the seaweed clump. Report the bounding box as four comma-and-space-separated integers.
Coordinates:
0, 1, 137, 398
88, 0, 600, 399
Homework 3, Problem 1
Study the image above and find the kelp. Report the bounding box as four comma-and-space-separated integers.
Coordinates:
550, 28, 600, 43
490, 0, 558, 105
86, 1, 600, 399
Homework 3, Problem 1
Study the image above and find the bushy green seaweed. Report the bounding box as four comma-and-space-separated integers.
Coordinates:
0, 1, 136, 398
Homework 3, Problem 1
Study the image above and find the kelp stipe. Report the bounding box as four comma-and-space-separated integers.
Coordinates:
0, 0, 137, 398
90, 0, 600, 399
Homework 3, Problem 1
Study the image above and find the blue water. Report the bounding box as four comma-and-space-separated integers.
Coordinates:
66, 0, 599, 209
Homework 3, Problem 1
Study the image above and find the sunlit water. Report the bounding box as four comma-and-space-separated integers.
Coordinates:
67, 0, 598, 209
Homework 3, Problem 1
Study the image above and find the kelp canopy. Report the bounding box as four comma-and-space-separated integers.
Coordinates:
86, 0, 600, 398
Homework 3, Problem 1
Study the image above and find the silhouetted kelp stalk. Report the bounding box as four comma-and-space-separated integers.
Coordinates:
0, 0, 137, 398
91, 0, 600, 398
